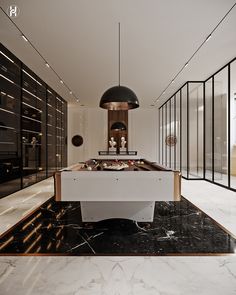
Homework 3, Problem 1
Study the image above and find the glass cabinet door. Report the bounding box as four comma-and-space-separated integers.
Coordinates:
0, 45, 21, 198
22, 66, 46, 188
56, 97, 62, 170
47, 88, 56, 176
62, 100, 67, 168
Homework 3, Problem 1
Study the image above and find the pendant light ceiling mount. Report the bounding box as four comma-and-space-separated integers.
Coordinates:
99, 23, 139, 110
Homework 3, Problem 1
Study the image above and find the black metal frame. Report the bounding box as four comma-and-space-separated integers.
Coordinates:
158, 56, 236, 192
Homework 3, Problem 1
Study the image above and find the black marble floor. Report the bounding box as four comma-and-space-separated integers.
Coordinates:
0, 197, 235, 255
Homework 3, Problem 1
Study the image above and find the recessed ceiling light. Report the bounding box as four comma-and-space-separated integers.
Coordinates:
70, 91, 72, 95
60, 80, 63, 84
45, 63, 50, 68
21, 35, 28, 42
205, 34, 212, 42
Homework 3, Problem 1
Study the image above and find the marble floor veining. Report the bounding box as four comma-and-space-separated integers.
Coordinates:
182, 179, 236, 237
0, 197, 235, 255
0, 256, 236, 295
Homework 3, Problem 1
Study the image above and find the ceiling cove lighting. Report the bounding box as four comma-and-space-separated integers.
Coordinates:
154, 2, 236, 105
100, 23, 139, 110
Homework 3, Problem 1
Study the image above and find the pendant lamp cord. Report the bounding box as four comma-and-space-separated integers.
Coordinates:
118, 22, 120, 86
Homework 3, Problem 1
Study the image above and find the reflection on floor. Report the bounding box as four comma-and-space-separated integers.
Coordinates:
0, 178, 54, 236
182, 179, 236, 237
0, 197, 235, 255
0, 256, 236, 295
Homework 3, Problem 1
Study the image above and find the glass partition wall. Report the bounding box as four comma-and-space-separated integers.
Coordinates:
159, 82, 204, 179
0, 43, 67, 198
230, 60, 236, 190
159, 57, 236, 191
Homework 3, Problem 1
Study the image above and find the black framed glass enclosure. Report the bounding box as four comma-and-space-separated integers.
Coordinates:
0, 43, 68, 198
159, 57, 236, 191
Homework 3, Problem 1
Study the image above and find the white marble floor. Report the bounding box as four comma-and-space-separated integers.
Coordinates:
0, 178, 54, 237
0, 256, 236, 295
182, 179, 236, 237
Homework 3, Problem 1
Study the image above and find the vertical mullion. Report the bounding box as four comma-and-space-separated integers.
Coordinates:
203, 82, 206, 179
20, 62, 23, 189
161, 106, 164, 165
169, 100, 171, 168
187, 83, 189, 178
165, 105, 167, 167
180, 89, 182, 173
197, 86, 199, 175
159, 108, 161, 163
46, 86, 48, 178
174, 95, 176, 170
212, 76, 215, 182
228, 64, 231, 188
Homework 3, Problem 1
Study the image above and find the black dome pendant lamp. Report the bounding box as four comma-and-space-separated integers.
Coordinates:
99, 23, 139, 110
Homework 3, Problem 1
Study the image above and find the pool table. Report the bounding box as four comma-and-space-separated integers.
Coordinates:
54, 159, 181, 222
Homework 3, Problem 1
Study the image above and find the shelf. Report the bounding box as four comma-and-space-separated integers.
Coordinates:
22, 88, 42, 102
98, 151, 137, 156
0, 125, 15, 130
22, 102, 42, 113
22, 115, 42, 123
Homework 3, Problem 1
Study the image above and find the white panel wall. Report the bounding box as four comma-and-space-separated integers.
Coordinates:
68, 106, 159, 165
68, 106, 107, 165
129, 109, 158, 162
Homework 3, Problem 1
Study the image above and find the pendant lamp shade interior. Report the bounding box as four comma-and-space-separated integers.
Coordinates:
99, 23, 139, 110
111, 121, 127, 131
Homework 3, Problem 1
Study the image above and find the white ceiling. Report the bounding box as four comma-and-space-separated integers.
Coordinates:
0, 0, 236, 108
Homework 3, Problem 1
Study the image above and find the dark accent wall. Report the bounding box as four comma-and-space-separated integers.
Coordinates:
0, 43, 67, 199
108, 110, 128, 151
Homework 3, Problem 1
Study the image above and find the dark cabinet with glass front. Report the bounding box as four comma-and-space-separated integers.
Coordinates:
22, 65, 47, 187
0, 44, 21, 198
0, 43, 68, 198
47, 88, 56, 177
62, 99, 67, 168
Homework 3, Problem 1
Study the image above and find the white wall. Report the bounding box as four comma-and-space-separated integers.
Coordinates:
68, 106, 159, 165
68, 106, 107, 165
129, 109, 159, 162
